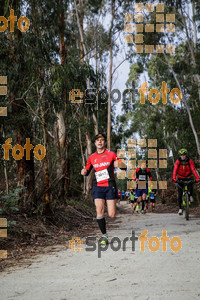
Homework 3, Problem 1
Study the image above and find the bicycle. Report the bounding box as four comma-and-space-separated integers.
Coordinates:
177, 179, 195, 220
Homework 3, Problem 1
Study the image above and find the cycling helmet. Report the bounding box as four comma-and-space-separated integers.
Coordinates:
178, 148, 188, 155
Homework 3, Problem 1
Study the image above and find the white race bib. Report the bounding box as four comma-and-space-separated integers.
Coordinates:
95, 169, 110, 182
139, 175, 146, 180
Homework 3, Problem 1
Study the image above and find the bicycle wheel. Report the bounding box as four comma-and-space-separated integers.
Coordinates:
185, 193, 189, 220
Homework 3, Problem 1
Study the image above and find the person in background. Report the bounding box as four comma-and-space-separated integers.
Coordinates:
129, 189, 135, 214
148, 185, 157, 213
117, 189, 121, 204
173, 148, 199, 215
125, 190, 130, 201
121, 190, 125, 201
132, 162, 152, 214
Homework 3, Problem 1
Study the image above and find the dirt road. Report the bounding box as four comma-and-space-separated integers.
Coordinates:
1, 203, 200, 300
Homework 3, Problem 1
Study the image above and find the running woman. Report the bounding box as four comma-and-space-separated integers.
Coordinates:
81, 133, 124, 245
132, 162, 152, 214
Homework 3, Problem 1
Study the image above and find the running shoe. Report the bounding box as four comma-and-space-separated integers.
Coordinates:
100, 236, 108, 245
190, 196, 194, 203
178, 209, 183, 215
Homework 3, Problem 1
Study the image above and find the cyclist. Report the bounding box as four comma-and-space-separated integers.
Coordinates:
132, 162, 152, 214
81, 133, 124, 245
173, 148, 199, 215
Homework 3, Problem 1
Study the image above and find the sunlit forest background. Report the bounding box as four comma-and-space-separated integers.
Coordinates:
0, 0, 200, 221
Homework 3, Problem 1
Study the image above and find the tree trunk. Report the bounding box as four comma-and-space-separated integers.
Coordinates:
107, 0, 115, 150
56, 0, 70, 201
8, 1, 35, 211
37, 86, 51, 215
164, 53, 200, 156
79, 127, 86, 193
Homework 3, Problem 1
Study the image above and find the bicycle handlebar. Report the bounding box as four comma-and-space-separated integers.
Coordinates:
176, 179, 196, 186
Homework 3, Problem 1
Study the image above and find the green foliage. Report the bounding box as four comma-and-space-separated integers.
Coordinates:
0, 187, 25, 216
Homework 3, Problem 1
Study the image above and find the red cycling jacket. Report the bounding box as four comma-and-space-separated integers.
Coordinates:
173, 158, 199, 181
